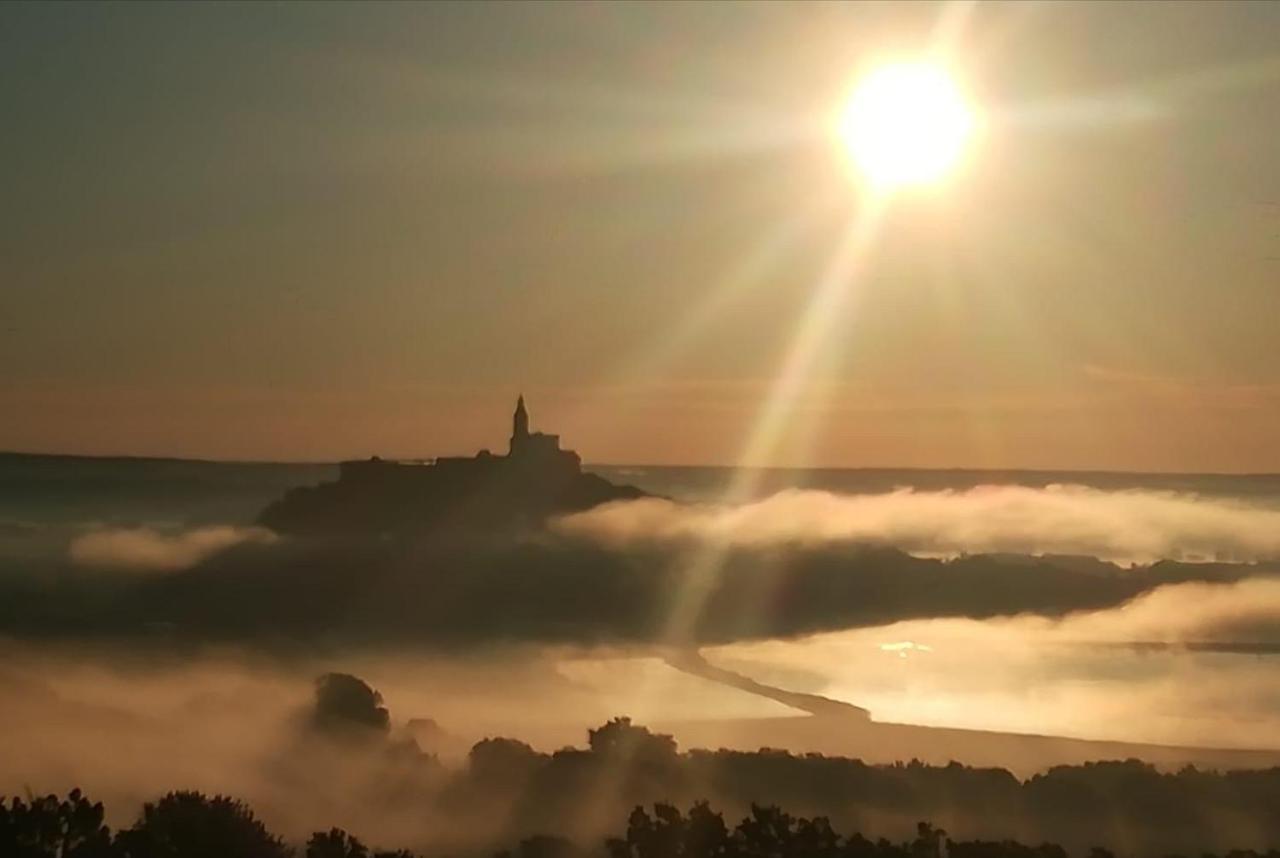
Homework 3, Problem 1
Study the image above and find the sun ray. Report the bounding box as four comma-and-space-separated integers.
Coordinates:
660, 197, 888, 647
550, 185, 845, 438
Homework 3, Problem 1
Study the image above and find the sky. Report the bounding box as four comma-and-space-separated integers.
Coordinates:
3, 1, 1280, 471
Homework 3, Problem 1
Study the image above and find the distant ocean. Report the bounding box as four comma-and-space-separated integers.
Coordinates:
4, 451, 1280, 531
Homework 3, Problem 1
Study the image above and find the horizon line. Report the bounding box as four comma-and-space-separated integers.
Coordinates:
3, 448, 1280, 480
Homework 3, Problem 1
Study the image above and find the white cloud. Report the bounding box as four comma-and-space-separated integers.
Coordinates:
1051, 576, 1280, 645
557, 485, 1280, 563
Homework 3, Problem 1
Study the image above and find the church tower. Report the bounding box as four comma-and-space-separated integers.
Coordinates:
510, 394, 530, 455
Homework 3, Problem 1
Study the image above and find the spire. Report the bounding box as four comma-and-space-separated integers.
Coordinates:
512, 394, 530, 447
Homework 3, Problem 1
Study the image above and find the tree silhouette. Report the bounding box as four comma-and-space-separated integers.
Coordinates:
736, 804, 797, 858
308, 828, 368, 858
608, 803, 687, 858
10, 789, 1280, 858
588, 718, 677, 763
686, 802, 734, 858
114, 791, 288, 858
911, 823, 947, 858
469, 737, 542, 785
0, 789, 113, 858
312, 673, 391, 736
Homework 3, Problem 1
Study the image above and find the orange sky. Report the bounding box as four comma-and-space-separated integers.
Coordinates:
3, 2, 1280, 470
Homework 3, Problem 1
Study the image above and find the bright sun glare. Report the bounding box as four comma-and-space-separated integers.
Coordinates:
837, 61, 976, 190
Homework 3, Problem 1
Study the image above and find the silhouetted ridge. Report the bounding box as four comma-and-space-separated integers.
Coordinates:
258, 398, 646, 535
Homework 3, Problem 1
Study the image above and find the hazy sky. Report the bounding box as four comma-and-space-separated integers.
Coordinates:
4, 1, 1280, 470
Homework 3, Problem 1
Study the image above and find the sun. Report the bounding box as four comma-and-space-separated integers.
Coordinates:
836, 61, 976, 190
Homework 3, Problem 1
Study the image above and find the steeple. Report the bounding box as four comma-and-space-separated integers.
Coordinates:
511, 394, 530, 451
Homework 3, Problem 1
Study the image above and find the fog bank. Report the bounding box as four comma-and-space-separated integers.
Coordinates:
558, 485, 1280, 562
69, 525, 276, 572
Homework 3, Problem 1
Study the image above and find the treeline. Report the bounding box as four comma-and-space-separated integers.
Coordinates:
240, 677, 1280, 855
443, 719, 1280, 856
7, 675, 1280, 857
6, 788, 1280, 858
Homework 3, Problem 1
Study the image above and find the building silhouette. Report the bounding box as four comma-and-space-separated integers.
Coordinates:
259, 397, 642, 535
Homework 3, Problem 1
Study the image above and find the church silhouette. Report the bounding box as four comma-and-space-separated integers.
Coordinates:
259, 397, 645, 535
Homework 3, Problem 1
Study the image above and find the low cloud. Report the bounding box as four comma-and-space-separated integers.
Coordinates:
69, 525, 276, 572
557, 485, 1280, 563
1051, 575, 1280, 646
1, 488, 1272, 647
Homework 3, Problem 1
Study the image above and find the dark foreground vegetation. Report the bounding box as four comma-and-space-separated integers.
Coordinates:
6, 788, 1280, 858
6, 675, 1280, 858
